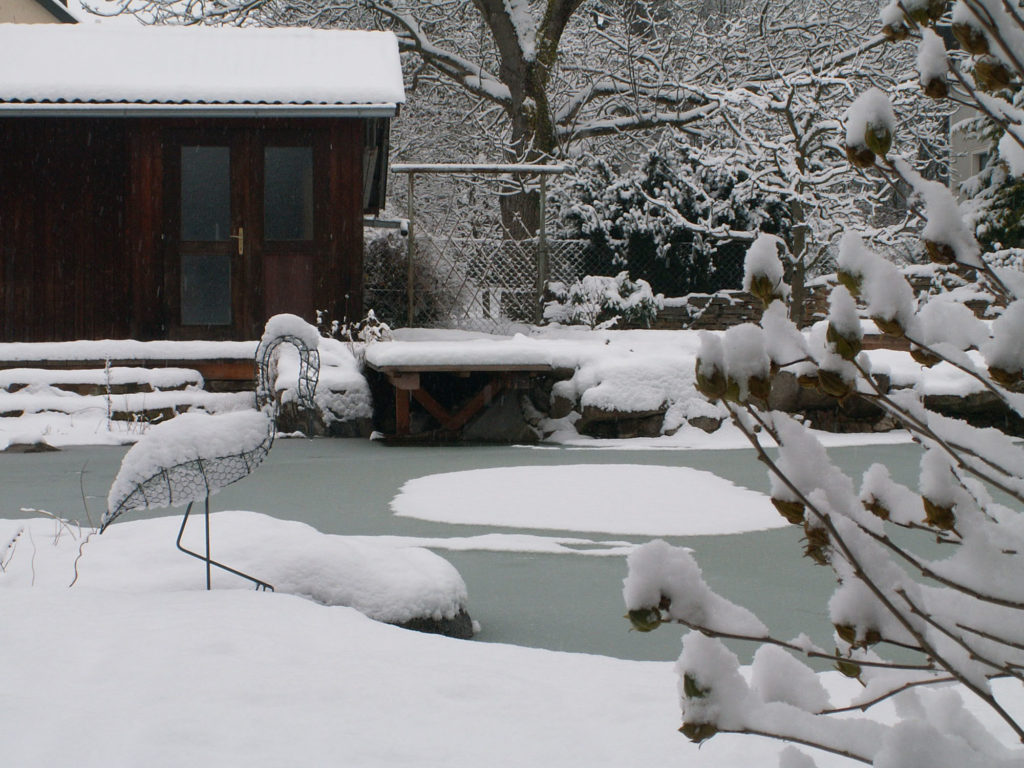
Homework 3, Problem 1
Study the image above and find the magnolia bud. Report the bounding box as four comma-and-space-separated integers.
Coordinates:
826, 322, 863, 361
916, 0, 946, 23
748, 273, 783, 307
747, 374, 772, 402
834, 623, 881, 648
834, 623, 857, 645
817, 368, 854, 399
680, 721, 718, 743
871, 315, 905, 337
837, 269, 863, 297
803, 524, 830, 566
836, 658, 863, 678
910, 345, 942, 367
797, 373, 819, 389
929, 0, 946, 21
862, 495, 891, 521
922, 75, 949, 99
924, 239, 956, 264
975, 56, 1012, 92
683, 673, 710, 700
626, 607, 662, 632
864, 123, 893, 156
845, 144, 876, 168
695, 359, 727, 400
772, 497, 805, 524
882, 22, 910, 41
989, 365, 1023, 388
923, 497, 956, 530
952, 21, 989, 55
722, 377, 742, 404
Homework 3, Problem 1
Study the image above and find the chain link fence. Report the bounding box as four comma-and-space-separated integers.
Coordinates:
364, 233, 623, 332
362, 166, 747, 332
363, 231, 749, 332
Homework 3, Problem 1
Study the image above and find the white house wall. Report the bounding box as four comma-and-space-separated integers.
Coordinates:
949, 103, 990, 196
0, 0, 63, 23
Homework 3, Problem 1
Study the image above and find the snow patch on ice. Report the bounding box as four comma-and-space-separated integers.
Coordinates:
392, 464, 786, 536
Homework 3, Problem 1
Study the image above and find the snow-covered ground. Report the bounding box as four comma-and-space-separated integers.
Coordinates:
0, 336, 370, 450
0, 323, 971, 451
4, 508, 1020, 767
0, 325, 1008, 766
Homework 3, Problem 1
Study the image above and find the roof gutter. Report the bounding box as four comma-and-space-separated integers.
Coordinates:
0, 103, 400, 118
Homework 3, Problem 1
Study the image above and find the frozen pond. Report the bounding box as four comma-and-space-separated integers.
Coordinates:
0, 438, 924, 662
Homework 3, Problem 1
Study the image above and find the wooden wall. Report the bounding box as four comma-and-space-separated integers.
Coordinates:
0, 116, 367, 343
0, 119, 131, 342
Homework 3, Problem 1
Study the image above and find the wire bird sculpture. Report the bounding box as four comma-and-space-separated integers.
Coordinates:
101, 315, 321, 591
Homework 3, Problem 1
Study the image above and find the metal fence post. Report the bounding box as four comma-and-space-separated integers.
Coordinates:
535, 174, 548, 325
406, 172, 416, 327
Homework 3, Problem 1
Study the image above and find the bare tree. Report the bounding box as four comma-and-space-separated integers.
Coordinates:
105, 0, 736, 231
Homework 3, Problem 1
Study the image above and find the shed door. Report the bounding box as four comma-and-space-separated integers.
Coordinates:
260, 137, 326, 322
167, 128, 331, 339
177, 143, 237, 329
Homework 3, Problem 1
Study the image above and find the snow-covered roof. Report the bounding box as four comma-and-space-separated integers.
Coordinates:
0, 24, 405, 116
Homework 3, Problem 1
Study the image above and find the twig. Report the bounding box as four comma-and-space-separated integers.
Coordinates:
0, 526, 24, 572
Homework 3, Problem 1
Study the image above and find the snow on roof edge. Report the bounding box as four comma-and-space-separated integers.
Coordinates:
0, 25, 406, 108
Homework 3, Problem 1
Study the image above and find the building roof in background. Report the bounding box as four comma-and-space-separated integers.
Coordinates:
32, 0, 79, 23
0, 24, 405, 115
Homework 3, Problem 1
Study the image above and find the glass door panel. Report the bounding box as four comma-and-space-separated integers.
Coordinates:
181, 146, 231, 241
179, 145, 233, 327
264, 146, 314, 241
262, 142, 318, 321
181, 252, 231, 325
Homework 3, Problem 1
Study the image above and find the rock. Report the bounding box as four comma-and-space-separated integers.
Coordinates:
578, 404, 666, 439
687, 415, 723, 433
548, 390, 577, 419
3, 440, 59, 453
395, 608, 474, 639
111, 406, 178, 424
766, 371, 894, 433
767, 370, 800, 411
462, 391, 538, 443
321, 417, 374, 438
924, 391, 1024, 434
275, 399, 373, 438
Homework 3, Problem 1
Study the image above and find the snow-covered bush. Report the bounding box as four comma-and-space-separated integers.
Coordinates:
362, 230, 459, 327
544, 272, 661, 329
555, 146, 791, 297
626, 5, 1024, 765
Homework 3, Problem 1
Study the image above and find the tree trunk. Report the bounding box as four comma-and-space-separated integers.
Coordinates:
472, 0, 569, 238
787, 198, 808, 328
499, 70, 558, 237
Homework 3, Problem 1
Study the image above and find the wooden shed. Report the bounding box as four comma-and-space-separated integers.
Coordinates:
0, 24, 404, 342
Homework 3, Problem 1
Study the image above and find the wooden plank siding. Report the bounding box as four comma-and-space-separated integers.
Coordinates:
330, 119, 365, 325
0, 116, 368, 342
1, 118, 130, 342
127, 119, 165, 341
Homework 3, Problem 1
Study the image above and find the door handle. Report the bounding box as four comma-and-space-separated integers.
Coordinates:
230, 227, 244, 255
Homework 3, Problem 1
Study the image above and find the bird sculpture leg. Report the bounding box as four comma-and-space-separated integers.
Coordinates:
175, 500, 274, 592
205, 496, 212, 590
